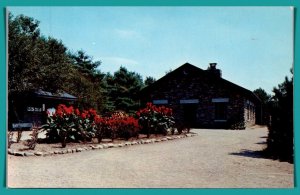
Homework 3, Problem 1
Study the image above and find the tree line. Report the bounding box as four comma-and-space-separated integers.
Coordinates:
8, 13, 156, 114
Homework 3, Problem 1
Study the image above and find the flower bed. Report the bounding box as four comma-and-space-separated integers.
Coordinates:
8, 103, 190, 156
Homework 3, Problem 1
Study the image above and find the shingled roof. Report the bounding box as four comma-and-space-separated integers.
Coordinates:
141, 63, 260, 103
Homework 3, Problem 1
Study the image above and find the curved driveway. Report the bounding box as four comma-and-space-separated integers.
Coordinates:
7, 127, 294, 188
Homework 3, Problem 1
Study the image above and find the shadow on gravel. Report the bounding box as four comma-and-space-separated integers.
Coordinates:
229, 149, 267, 159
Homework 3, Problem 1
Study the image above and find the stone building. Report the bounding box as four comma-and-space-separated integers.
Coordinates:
140, 63, 260, 129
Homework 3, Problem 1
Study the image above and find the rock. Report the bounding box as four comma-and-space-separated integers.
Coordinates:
118, 143, 125, 147
76, 148, 83, 152
146, 140, 152, 144
102, 144, 108, 148
43, 152, 50, 156
107, 143, 114, 148
186, 134, 192, 137
83, 147, 89, 150
155, 139, 161, 142
24, 152, 35, 156
125, 142, 131, 146
131, 141, 138, 145
161, 138, 168, 141
34, 152, 44, 156
72, 149, 77, 153
166, 136, 173, 140
14, 152, 25, 156
97, 145, 104, 149
67, 149, 72, 153
8, 149, 15, 155
54, 151, 59, 154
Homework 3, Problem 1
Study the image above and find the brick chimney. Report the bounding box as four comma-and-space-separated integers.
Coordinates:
207, 63, 222, 77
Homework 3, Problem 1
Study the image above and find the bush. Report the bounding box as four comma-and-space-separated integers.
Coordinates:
42, 104, 97, 147
265, 76, 293, 163
24, 125, 40, 150
137, 103, 175, 137
94, 112, 139, 142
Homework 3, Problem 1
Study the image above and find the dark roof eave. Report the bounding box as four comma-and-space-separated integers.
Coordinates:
35, 95, 78, 101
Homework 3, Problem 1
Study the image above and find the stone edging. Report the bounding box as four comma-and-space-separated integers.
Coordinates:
8, 133, 198, 157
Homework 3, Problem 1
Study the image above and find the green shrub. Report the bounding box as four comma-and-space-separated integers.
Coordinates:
137, 103, 175, 137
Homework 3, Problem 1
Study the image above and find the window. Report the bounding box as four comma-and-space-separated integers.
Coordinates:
153, 100, 168, 105
215, 102, 227, 120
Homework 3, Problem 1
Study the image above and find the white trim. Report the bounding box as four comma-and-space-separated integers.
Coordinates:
153, 99, 168, 105
180, 99, 199, 104
212, 98, 229, 103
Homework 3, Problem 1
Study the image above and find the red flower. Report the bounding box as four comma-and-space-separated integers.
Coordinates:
75, 108, 80, 116
81, 112, 87, 119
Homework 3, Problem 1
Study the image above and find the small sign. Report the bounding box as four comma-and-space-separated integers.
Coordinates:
27, 107, 42, 112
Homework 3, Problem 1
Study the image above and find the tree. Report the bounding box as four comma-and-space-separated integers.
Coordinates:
266, 73, 293, 162
144, 76, 156, 86
8, 13, 74, 94
253, 88, 272, 125
8, 13, 107, 124
104, 66, 144, 113
68, 50, 106, 111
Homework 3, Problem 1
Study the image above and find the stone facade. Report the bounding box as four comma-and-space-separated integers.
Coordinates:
140, 63, 259, 129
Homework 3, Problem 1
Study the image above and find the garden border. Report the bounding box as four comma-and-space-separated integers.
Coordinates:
7, 133, 198, 157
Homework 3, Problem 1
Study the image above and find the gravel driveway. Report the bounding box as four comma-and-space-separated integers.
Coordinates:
7, 126, 294, 188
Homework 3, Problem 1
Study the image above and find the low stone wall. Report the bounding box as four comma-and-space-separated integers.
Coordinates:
7, 133, 198, 157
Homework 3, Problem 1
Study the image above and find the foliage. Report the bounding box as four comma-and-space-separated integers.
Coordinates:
253, 88, 272, 125
266, 75, 293, 163
42, 104, 96, 147
7, 130, 14, 149
94, 111, 139, 141
68, 50, 106, 112
8, 13, 73, 95
43, 104, 140, 147
103, 67, 144, 113
137, 103, 175, 137
24, 125, 40, 150
144, 76, 156, 86
8, 13, 107, 124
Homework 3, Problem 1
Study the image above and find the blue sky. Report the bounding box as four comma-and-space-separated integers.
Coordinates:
8, 6, 294, 94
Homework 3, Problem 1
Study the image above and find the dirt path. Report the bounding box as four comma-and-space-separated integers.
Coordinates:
7, 126, 294, 188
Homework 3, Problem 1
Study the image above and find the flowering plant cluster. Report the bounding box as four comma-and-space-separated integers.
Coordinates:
94, 111, 139, 142
43, 105, 139, 147
43, 104, 97, 147
137, 103, 175, 137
